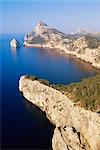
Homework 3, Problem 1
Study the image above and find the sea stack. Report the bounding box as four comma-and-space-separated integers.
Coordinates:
10, 38, 20, 48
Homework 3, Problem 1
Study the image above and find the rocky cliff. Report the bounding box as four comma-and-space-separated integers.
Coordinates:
23, 21, 100, 69
19, 75, 100, 150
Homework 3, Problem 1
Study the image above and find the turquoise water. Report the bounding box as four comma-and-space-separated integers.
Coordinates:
1, 34, 99, 149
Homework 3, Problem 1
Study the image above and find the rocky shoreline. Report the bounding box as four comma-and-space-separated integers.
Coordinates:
24, 41, 100, 69
19, 75, 100, 150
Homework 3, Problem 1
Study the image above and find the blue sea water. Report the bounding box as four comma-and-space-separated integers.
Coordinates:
1, 34, 100, 149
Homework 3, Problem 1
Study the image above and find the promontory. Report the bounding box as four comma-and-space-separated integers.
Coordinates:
19, 75, 100, 150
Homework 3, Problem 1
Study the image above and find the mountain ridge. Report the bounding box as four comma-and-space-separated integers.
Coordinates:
24, 21, 100, 69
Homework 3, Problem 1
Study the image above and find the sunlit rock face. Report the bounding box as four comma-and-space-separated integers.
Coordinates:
19, 75, 100, 150
10, 38, 20, 48
74, 36, 100, 49
34, 21, 48, 35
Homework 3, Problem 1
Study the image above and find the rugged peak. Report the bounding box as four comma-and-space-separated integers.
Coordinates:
37, 21, 48, 27
34, 21, 48, 35
75, 28, 90, 34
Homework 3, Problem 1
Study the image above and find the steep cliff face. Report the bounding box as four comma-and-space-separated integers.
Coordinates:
23, 21, 100, 69
19, 75, 100, 150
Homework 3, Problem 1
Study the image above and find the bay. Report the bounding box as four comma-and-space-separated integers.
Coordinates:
1, 34, 99, 149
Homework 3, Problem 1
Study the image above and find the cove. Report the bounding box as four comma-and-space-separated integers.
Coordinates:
1, 34, 100, 149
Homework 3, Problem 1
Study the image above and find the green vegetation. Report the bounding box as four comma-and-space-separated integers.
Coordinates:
25, 75, 50, 86
27, 36, 44, 44
25, 75, 38, 80
53, 74, 100, 111
25, 74, 100, 112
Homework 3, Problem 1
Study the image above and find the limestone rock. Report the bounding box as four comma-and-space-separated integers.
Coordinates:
34, 21, 48, 35
10, 38, 20, 48
19, 75, 100, 150
74, 36, 100, 49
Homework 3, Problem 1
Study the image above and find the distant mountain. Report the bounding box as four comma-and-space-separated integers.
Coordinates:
34, 21, 66, 37
24, 21, 73, 45
24, 21, 100, 69
71, 28, 100, 40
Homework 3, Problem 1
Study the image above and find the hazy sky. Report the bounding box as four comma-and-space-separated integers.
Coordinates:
0, 0, 100, 34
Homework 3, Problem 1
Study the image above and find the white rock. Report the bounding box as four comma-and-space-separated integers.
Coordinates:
10, 38, 20, 48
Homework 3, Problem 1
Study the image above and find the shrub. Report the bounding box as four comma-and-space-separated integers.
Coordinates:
27, 36, 44, 44
54, 74, 100, 111
25, 75, 38, 81
25, 74, 100, 111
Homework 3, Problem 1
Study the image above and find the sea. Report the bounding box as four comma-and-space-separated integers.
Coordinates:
1, 34, 100, 149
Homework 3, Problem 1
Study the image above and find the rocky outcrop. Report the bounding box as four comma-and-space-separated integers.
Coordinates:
10, 38, 20, 48
74, 36, 100, 66
23, 21, 100, 69
19, 75, 100, 150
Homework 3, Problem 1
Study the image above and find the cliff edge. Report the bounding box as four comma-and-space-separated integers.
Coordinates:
19, 75, 100, 150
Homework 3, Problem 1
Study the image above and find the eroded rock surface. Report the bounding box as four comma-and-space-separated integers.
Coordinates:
19, 75, 100, 150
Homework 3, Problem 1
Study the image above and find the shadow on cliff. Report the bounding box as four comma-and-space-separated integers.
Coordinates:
20, 92, 55, 150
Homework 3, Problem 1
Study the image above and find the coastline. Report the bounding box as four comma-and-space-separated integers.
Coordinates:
19, 75, 100, 150
23, 41, 100, 70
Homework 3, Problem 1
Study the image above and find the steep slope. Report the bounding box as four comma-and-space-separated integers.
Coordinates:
19, 75, 100, 150
53, 74, 100, 112
73, 36, 100, 68
23, 21, 100, 69
24, 21, 72, 48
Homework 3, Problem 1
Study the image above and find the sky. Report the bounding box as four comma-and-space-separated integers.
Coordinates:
0, 0, 100, 34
